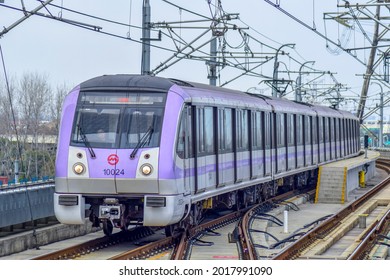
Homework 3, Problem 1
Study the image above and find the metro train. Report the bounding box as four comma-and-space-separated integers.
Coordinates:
54, 74, 360, 236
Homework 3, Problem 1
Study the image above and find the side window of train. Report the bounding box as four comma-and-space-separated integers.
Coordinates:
204, 107, 215, 153
276, 113, 286, 148
218, 108, 233, 152
196, 106, 215, 155
287, 114, 295, 146
318, 117, 324, 144
236, 109, 249, 150
196, 107, 204, 154
304, 115, 311, 145
297, 115, 303, 146
264, 112, 271, 149
252, 111, 263, 150
324, 117, 329, 143
311, 116, 316, 144
176, 105, 193, 159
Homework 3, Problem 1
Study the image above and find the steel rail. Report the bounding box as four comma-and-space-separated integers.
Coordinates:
32, 227, 154, 260
348, 208, 390, 260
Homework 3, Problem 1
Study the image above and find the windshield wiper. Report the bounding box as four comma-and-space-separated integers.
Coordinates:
130, 126, 154, 159
77, 124, 96, 158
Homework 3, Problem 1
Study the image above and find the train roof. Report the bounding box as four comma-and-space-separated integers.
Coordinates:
79, 74, 175, 91
178, 83, 272, 111
77, 75, 358, 120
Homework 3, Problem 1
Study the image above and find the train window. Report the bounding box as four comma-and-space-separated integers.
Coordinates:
312, 116, 317, 144
237, 110, 249, 150
346, 119, 350, 154
122, 107, 163, 149
218, 109, 225, 151
196, 107, 214, 154
71, 107, 120, 148
297, 115, 303, 145
218, 108, 233, 152
276, 113, 286, 148
264, 112, 271, 149
204, 107, 214, 153
324, 117, 329, 142
318, 117, 323, 144
197, 108, 205, 153
176, 106, 193, 159
72, 91, 166, 150
304, 116, 311, 144
243, 110, 249, 149
287, 114, 295, 146
80, 92, 166, 105
225, 109, 233, 151
252, 111, 263, 149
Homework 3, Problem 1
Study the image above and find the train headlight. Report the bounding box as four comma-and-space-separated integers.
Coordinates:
73, 163, 85, 175
140, 164, 153, 176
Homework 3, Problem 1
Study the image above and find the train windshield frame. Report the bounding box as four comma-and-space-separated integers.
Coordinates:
70, 91, 166, 149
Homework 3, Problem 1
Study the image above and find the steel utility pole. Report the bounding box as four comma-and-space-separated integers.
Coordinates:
272, 43, 295, 97
295, 61, 315, 102
356, 5, 380, 121
371, 82, 384, 147
141, 0, 151, 75
208, 37, 217, 86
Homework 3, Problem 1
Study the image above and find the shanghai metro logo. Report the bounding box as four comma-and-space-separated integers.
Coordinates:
107, 154, 119, 165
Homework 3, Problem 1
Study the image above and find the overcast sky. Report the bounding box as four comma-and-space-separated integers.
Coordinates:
0, 0, 375, 111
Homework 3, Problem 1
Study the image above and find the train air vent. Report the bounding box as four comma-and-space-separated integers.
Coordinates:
146, 197, 166, 207
59, 195, 79, 206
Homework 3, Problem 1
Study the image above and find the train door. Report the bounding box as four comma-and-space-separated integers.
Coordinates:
346, 119, 350, 155
276, 113, 287, 173
304, 115, 312, 166
337, 119, 344, 158
334, 118, 339, 159
235, 109, 250, 182
328, 118, 335, 160
287, 114, 295, 171
296, 115, 304, 168
318, 116, 324, 163
217, 108, 234, 186
324, 117, 330, 161
251, 111, 264, 179
195, 106, 216, 193
312, 115, 318, 165
177, 105, 193, 195
341, 119, 345, 157
264, 112, 272, 177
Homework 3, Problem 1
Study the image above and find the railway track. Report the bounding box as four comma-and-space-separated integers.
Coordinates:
32, 226, 157, 260
30, 190, 306, 260
271, 159, 390, 260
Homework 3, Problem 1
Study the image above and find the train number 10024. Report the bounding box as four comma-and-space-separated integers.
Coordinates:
103, 169, 125, 176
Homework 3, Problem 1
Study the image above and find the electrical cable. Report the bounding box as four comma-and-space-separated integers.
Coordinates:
0, 3, 174, 54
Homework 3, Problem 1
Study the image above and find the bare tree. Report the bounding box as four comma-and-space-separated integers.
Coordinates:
50, 82, 69, 138
0, 77, 18, 179
18, 72, 52, 178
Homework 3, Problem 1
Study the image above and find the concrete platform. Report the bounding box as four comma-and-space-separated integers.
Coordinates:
0, 220, 99, 259
315, 150, 379, 204
251, 168, 389, 259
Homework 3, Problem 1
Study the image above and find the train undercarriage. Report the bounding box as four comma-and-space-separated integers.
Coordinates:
86, 169, 318, 236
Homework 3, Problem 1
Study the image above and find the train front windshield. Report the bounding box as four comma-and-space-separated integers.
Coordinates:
70, 92, 166, 149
